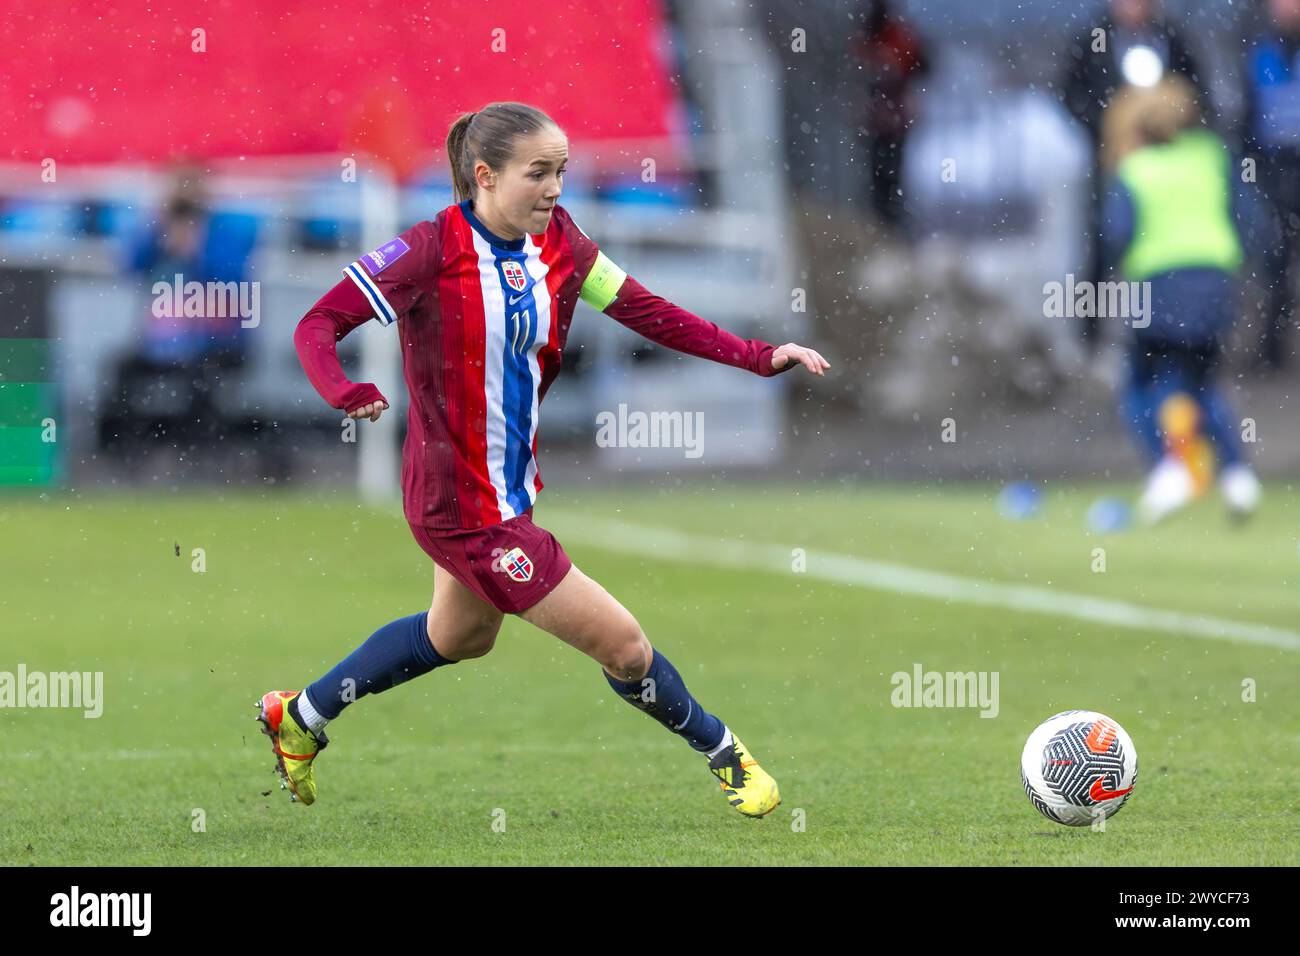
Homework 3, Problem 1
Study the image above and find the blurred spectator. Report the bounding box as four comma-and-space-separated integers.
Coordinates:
1060, 0, 1210, 350
852, 0, 928, 229
125, 163, 248, 369
1101, 75, 1261, 522
762, 0, 882, 409
100, 164, 259, 459
762, 0, 874, 208
1240, 0, 1300, 371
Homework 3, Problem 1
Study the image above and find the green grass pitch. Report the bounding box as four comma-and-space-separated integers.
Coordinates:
1, 483, 1297, 865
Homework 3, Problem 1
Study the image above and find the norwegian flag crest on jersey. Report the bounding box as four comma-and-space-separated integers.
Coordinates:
501, 546, 534, 582
501, 259, 528, 291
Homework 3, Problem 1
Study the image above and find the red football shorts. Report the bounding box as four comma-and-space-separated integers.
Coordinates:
407, 510, 573, 614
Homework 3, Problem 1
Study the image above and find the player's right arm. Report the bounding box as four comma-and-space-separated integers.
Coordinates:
293, 280, 392, 419
293, 221, 440, 420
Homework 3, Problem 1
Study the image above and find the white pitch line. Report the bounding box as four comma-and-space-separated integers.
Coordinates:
545, 514, 1300, 653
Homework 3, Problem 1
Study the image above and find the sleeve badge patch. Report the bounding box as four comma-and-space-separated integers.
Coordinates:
362, 237, 411, 275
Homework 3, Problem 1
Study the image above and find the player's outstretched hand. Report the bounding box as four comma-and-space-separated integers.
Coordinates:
346, 400, 388, 423
771, 343, 830, 376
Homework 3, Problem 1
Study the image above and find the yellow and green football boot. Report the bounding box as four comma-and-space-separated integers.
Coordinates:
708, 732, 780, 818
256, 690, 328, 805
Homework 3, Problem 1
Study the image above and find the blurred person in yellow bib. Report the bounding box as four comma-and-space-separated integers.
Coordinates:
1101, 75, 1262, 524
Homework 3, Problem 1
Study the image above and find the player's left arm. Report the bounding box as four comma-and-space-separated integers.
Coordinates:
579, 250, 829, 378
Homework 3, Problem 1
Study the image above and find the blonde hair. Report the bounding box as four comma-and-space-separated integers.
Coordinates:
1101, 75, 1201, 170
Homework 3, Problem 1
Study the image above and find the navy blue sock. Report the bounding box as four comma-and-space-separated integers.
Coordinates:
1199, 386, 1245, 467
1120, 380, 1163, 465
604, 646, 725, 752
304, 611, 455, 720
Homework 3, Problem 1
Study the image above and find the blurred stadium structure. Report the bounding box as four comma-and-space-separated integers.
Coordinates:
2, 0, 1296, 499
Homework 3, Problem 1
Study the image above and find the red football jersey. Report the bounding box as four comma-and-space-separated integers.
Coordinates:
295, 198, 791, 531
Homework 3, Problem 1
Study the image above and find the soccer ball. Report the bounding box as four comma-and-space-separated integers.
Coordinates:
1020, 710, 1138, 826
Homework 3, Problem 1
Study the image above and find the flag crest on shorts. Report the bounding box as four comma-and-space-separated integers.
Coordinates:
502, 547, 534, 582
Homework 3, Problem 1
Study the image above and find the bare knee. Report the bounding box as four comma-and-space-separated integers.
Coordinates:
428, 613, 501, 661
450, 622, 499, 660
602, 623, 652, 682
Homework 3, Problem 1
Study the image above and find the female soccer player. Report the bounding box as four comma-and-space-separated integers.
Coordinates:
259, 101, 829, 818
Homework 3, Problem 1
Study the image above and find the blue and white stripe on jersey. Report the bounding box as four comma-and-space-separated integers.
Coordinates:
466, 226, 553, 522
343, 260, 398, 326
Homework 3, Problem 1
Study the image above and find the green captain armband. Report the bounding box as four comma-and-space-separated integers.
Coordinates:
578, 250, 627, 312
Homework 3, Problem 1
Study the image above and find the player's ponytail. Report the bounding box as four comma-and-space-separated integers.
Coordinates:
446, 111, 477, 204
446, 103, 561, 204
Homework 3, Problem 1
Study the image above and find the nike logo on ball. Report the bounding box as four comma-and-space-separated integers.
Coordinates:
1089, 777, 1133, 801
